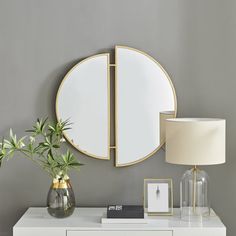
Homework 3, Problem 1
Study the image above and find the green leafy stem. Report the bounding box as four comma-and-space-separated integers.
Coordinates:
0, 118, 83, 179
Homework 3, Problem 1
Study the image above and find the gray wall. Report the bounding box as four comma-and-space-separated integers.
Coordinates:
0, 0, 235, 235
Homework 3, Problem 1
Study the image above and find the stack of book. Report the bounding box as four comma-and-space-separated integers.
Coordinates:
101, 205, 147, 224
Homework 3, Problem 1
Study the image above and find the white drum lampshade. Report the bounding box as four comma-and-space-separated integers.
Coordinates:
165, 118, 226, 221
166, 118, 225, 165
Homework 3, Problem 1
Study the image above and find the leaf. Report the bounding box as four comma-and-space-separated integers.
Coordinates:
9, 129, 13, 139
18, 136, 26, 148
48, 125, 55, 132
41, 117, 48, 128
7, 149, 15, 158
26, 118, 48, 135
70, 162, 84, 166
29, 136, 35, 143
25, 129, 35, 133
62, 127, 71, 131
3, 140, 13, 149
1, 137, 5, 149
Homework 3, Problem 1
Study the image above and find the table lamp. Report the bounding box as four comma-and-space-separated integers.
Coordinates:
165, 118, 225, 221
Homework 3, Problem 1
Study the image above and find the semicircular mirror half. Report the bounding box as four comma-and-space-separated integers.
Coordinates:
56, 54, 110, 160
115, 46, 177, 166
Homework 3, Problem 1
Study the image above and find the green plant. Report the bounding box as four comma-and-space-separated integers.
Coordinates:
0, 118, 83, 179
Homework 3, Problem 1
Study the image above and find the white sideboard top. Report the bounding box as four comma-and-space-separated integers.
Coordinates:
14, 207, 225, 231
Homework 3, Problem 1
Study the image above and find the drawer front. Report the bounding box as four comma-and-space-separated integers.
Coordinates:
67, 231, 172, 236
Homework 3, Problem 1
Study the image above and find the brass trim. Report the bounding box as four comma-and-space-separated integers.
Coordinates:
192, 165, 197, 212
107, 54, 111, 160
143, 178, 174, 216
115, 45, 177, 167
52, 179, 72, 189
55, 53, 111, 161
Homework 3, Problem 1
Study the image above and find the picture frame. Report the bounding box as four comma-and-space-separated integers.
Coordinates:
144, 179, 173, 216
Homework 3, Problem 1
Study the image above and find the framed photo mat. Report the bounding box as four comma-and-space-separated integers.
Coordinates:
144, 178, 173, 216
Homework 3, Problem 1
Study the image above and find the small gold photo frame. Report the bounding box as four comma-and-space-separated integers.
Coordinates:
144, 179, 173, 216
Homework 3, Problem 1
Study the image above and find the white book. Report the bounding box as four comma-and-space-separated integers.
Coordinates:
101, 213, 148, 224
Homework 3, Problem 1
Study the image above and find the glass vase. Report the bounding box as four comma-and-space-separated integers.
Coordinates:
47, 177, 75, 218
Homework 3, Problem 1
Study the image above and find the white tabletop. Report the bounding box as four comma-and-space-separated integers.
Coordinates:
14, 207, 225, 230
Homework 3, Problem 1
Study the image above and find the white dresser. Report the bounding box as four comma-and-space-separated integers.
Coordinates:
13, 207, 226, 236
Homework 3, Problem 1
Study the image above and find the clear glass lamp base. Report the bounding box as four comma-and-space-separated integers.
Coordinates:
180, 167, 210, 221
181, 207, 210, 221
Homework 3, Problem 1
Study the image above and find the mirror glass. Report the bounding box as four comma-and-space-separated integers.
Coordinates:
56, 54, 110, 160
115, 46, 176, 166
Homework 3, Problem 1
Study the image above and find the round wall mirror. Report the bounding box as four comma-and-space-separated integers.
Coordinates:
56, 46, 177, 167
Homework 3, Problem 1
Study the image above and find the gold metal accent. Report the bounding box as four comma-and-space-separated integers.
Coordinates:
109, 64, 116, 67
52, 179, 72, 189
110, 146, 116, 149
107, 54, 111, 160
55, 54, 111, 161
115, 45, 177, 167
193, 165, 197, 212
143, 178, 173, 216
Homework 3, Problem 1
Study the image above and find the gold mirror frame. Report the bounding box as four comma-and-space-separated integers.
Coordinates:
56, 46, 177, 167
